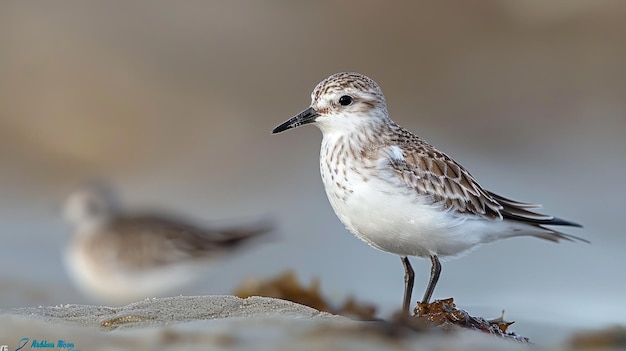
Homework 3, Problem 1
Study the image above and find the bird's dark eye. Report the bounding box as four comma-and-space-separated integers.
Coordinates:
338, 95, 353, 106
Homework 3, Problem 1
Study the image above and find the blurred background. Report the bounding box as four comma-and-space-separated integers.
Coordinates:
1, 0, 624, 343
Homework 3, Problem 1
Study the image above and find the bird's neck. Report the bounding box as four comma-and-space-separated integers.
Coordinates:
75, 215, 114, 237
320, 119, 395, 158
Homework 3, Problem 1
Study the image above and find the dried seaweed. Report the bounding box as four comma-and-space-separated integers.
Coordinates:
234, 270, 376, 320
234, 271, 529, 343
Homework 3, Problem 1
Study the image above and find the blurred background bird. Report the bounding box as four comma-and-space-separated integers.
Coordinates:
63, 182, 273, 305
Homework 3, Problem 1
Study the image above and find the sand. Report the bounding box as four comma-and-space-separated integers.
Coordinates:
0, 295, 535, 351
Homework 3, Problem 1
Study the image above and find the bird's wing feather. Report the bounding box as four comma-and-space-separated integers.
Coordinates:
376, 134, 583, 239
378, 142, 504, 220
95, 215, 269, 268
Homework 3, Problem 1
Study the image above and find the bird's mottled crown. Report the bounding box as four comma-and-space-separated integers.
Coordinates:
311, 72, 382, 103
64, 182, 119, 229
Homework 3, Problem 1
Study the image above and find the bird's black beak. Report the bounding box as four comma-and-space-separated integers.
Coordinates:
272, 107, 320, 134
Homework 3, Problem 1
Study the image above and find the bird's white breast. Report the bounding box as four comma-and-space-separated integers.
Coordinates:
64, 232, 207, 304
319, 135, 487, 258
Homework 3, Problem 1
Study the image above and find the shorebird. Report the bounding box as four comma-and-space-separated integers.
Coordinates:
272, 72, 585, 313
63, 182, 271, 304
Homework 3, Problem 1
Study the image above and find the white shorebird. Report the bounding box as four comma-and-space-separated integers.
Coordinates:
272, 72, 585, 313
63, 183, 272, 304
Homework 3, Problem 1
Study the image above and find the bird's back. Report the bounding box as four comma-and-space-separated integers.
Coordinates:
79, 214, 271, 270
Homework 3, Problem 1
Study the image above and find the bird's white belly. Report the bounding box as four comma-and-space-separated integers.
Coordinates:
322, 172, 483, 258
64, 238, 205, 304
63, 241, 128, 302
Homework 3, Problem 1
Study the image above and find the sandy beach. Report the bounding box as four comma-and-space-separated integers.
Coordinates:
1, 295, 538, 351
4, 295, 625, 351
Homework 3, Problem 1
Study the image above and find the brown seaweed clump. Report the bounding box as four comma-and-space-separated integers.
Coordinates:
413, 298, 528, 343
568, 326, 626, 349
233, 270, 377, 321
234, 271, 529, 343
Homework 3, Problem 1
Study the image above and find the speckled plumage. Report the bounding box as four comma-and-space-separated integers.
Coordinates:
273, 72, 585, 313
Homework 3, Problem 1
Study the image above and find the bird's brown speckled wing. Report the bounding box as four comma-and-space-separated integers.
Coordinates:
381, 138, 504, 220
379, 127, 583, 235
90, 215, 270, 269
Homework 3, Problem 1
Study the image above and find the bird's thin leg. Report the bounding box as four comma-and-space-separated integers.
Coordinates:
421, 255, 441, 303
400, 256, 415, 314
